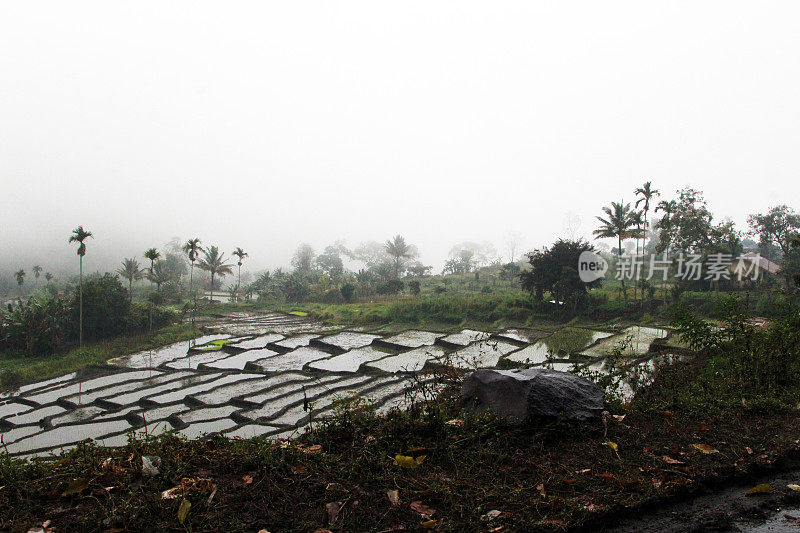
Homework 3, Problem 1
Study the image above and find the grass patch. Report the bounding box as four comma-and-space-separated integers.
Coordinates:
0, 323, 202, 388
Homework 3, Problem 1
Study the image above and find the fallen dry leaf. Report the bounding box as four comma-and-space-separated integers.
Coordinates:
692, 443, 719, 454
304, 444, 323, 454
420, 519, 437, 529
576, 468, 591, 474
536, 483, 546, 498
326, 501, 343, 524
659, 410, 675, 419
242, 475, 253, 486
387, 489, 400, 507
661, 455, 685, 465
787, 484, 800, 492
481, 509, 502, 521
410, 500, 436, 517
746, 484, 773, 495
446, 419, 465, 427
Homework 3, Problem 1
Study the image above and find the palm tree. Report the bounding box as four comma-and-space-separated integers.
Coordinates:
384, 235, 413, 278
182, 238, 202, 324
14, 269, 25, 287
232, 247, 248, 301
117, 258, 143, 303
144, 248, 160, 277
69, 225, 93, 346
44, 272, 53, 282
635, 181, 660, 303
143, 248, 160, 332
32, 265, 42, 282
197, 246, 233, 302
593, 202, 638, 298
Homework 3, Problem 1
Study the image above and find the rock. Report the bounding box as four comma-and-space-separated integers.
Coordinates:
142, 455, 162, 477
460, 368, 603, 424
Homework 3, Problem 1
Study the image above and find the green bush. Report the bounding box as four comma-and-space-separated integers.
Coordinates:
72, 274, 130, 341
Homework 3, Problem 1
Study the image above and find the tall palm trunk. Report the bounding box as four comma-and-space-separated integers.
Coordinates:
210, 272, 215, 302
618, 234, 626, 300
129, 278, 133, 304
190, 261, 195, 325
79, 255, 83, 347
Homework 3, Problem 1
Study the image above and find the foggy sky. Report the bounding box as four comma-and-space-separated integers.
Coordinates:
2, 2, 799, 277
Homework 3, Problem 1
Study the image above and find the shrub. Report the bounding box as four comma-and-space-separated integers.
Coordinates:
0, 296, 71, 356
72, 274, 130, 341
376, 280, 404, 295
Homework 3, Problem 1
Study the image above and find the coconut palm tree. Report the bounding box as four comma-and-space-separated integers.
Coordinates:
593, 202, 638, 298
32, 265, 42, 282
182, 238, 202, 324
69, 225, 93, 346
197, 246, 233, 302
232, 247, 248, 301
635, 181, 660, 303
384, 235, 413, 278
44, 272, 53, 282
117, 258, 143, 304
14, 269, 25, 287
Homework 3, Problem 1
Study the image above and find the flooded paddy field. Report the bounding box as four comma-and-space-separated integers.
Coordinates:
0, 311, 685, 459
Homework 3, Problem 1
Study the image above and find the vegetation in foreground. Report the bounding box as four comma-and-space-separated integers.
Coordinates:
2, 303, 800, 531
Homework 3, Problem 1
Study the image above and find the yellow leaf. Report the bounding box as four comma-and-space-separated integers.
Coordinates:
178, 498, 191, 524
602, 441, 618, 452
746, 484, 773, 495
420, 519, 437, 529
393, 454, 425, 469
692, 443, 719, 454
788, 484, 800, 492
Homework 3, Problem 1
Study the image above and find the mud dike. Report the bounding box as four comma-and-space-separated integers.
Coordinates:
0, 313, 685, 459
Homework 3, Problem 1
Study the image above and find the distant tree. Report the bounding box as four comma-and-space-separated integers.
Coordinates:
197, 246, 233, 302
14, 269, 25, 287
32, 265, 42, 281
384, 235, 416, 278
593, 202, 638, 297
505, 232, 523, 263
520, 239, 601, 314
232, 247, 248, 298
182, 238, 202, 322
69, 225, 93, 346
117, 258, 143, 303
635, 181, 660, 252
144, 248, 160, 279
146, 260, 172, 291
654, 188, 713, 255
340, 282, 356, 303
44, 272, 53, 282
291, 244, 316, 274
406, 261, 432, 277
316, 244, 347, 281
747, 205, 800, 258
448, 242, 497, 270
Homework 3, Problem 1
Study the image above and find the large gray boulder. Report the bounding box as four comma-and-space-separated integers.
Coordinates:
460, 368, 603, 424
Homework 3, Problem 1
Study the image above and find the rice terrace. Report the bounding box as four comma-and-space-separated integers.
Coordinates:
3, 2, 800, 532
